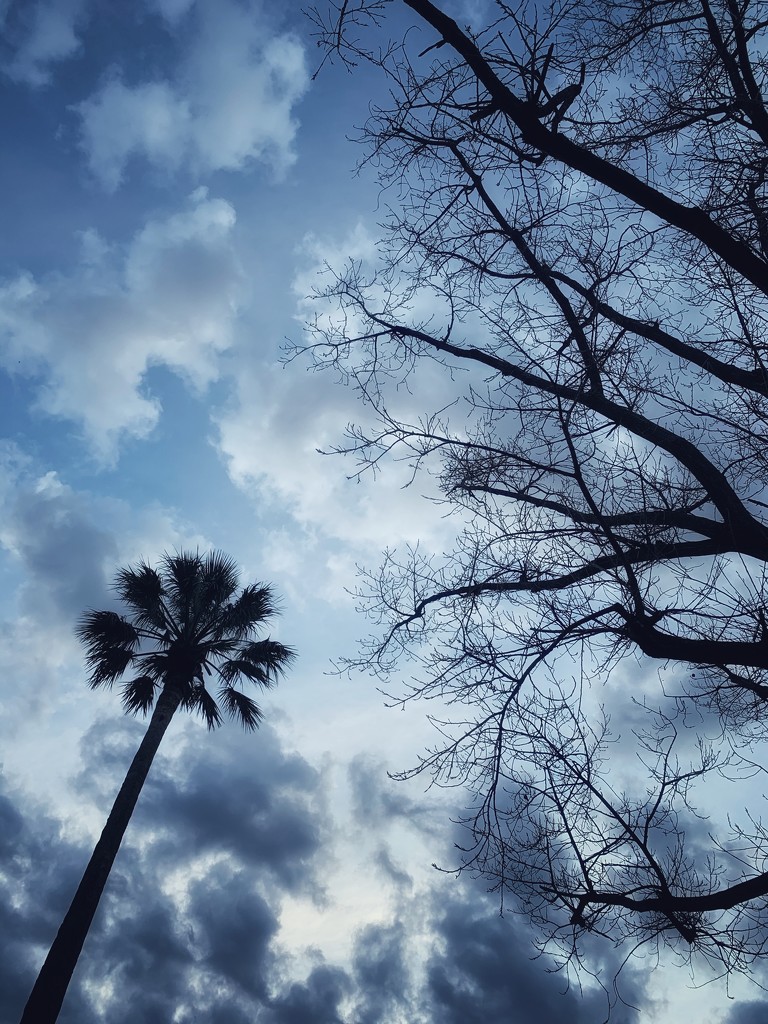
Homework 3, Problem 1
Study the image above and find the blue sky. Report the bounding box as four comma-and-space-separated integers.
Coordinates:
1, 1, 766, 1022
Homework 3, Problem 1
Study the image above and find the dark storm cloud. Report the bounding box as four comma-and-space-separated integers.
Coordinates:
10, 475, 117, 623
722, 1000, 768, 1024
351, 920, 412, 1024
52, 849, 276, 1024
349, 751, 652, 1023
315, 879, 649, 1024
348, 753, 442, 835
423, 894, 638, 1024
186, 864, 279, 999
0, 776, 189, 1024
0, 776, 92, 1024
3, 711, 330, 1024
58, 849, 194, 1024
262, 964, 350, 1024
4, 715, 654, 1024
75, 715, 326, 894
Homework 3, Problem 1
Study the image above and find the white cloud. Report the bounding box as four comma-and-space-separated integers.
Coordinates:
215, 360, 451, 554
76, 0, 309, 190
0, 188, 246, 461
2, 0, 86, 86
146, 0, 195, 22
213, 221, 473, 592
74, 79, 192, 191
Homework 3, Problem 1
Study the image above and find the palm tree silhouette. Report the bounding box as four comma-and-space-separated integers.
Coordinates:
20, 550, 295, 1024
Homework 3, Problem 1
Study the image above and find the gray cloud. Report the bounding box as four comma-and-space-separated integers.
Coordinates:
424, 896, 618, 1024
9, 472, 117, 623
722, 1000, 768, 1024
348, 754, 441, 836
373, 844, 414, 891
0, 778, 90, 1024
2, 710, 329, 1024
1, 0, 87, 86
351, 920, 412, 1024
61, 857, 193, 1024
79, 716, 327, 895
3, 715, 653, 1024
264, 963, 350, 1024
187, 864, 279, 1000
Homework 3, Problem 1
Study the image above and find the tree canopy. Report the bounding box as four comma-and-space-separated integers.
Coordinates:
307, 0, 768, 980
79, 549, 294, 730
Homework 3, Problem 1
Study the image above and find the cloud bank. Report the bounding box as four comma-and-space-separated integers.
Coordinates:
2, 719, 655, 1024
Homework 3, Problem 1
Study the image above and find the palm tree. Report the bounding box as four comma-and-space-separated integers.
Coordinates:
20, 550, 295, 1024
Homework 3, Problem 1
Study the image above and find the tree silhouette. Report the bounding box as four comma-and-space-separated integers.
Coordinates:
308, 0, 768, 978
20, 550, 295, 1024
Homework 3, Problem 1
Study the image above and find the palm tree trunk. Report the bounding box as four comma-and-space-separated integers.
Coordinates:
20, 686, 183, 1024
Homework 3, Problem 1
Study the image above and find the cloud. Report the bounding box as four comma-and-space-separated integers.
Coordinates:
0, 444, 217, 638
339, 760, 653, 1024
0, 446, 227, 811
338, 885, 648, 1024
1, 712, 331, 1024
83, 717, 327, 895
76, 78, 192, 191
351, 920, 413, 1024
145, 0, 196, 24
5, 471, 117, 621
373, 845, 414, 891
215, 220, 479, 598
76, 0, 308, 190
722, 1001, 768, 1024
0, 777, 92, 1024
0, 189, 245, 460
1, 710, 656, 1024
0, 453, 118, 728
264, 963, 350, 1024
187, 864, 280, 1000
348, 754, 441, 836
422, 895, 613, 1024
1, 0, 87, 86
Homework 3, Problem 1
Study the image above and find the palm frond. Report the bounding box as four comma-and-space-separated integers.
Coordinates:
114, 563, 169, 634
218, 686, 264, 731
76, 611, 139, 686
160, 551, 204, 627
193, 552, 242, 636
218, 640, 296, 687
136, 651, 171, 680
201, 550, 240, 598
88, 648, 136, 687
217, 584, 278, 640
77, 610, 139, 650
182, 684, 222, 730
121, 676, 157, 716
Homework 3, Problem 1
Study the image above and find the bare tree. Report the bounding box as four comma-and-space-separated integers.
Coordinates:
305, 0, 768, 981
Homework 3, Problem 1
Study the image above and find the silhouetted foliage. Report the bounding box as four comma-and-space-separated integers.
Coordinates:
21, 551, 294, 1024
308, 0, 768, 982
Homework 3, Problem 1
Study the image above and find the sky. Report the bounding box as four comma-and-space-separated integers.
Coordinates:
1, 1, 767, 1022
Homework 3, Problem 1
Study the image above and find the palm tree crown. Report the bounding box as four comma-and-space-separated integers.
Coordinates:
77, 549, 295, 730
